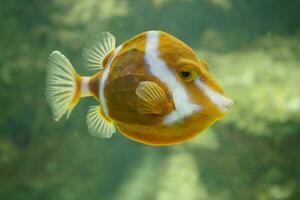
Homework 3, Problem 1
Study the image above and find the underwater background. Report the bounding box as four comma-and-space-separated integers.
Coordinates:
0, 0, 300, 199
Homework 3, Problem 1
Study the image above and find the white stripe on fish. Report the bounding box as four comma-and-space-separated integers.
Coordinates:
195, 79, 232, 112
81, 76, 90, 97
100, 45, 123, 117
144, 31, 201, 124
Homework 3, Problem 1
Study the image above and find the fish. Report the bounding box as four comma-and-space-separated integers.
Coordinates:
45, 31, 233, 146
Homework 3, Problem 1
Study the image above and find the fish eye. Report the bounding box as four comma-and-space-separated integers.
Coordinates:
180, 71, 191, 78
176, 65, 197, 82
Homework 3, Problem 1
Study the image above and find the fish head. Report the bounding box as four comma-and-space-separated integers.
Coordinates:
157, 35, 232, 124
173, 57, 233, 119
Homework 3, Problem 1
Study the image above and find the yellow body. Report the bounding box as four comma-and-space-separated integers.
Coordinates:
46, 31, 232, 146
91, 32, 230, 145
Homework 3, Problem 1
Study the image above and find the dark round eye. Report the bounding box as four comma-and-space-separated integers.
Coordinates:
180, 71, 191, 78
176, 65, 197, 82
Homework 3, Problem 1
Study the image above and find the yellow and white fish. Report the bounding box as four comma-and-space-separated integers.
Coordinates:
46, 31, 233, 146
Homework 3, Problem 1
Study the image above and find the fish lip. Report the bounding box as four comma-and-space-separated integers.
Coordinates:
221, 98, 233, 113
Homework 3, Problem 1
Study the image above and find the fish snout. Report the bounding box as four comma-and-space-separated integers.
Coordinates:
221, 97, 233, 113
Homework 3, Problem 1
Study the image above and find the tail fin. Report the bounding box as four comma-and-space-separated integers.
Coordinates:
46, 51, 84, 121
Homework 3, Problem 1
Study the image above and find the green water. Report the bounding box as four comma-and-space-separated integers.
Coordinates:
1, 0, 300, 199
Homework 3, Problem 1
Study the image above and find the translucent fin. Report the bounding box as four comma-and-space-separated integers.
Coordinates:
82, 32, 116, 71
86, 106, 116, 138
136, 81, 168, 114
46, 50, 80, 121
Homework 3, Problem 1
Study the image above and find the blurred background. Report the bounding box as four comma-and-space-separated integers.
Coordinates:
0, 0, 300, 199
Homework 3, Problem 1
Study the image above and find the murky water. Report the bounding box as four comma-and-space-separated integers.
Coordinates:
0, 0, 299, 199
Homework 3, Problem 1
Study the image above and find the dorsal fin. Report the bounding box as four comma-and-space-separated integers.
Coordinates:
86, 105, 116, 138
82, 32, 116, 71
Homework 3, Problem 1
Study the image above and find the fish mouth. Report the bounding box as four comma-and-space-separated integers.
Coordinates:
220, 98, 233, 113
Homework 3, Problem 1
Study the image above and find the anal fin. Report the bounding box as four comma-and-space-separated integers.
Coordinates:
136, 81, 172, 115
86, 106, 116, 138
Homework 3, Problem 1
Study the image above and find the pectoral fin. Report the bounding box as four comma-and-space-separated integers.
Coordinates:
136, 81, 173, 115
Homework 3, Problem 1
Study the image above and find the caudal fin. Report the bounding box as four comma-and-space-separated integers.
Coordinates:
46, 50, 82, 121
